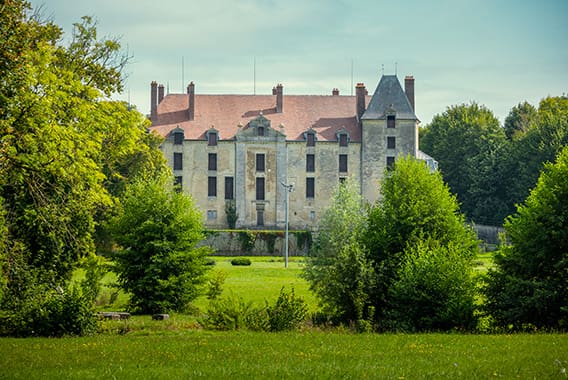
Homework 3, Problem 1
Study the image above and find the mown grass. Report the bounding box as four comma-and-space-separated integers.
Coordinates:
0, 331, 565, 379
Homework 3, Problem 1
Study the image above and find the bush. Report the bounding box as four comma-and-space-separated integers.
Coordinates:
1, 286, 97, 337
267, 287, 308, 331
202, 294, 268, 331
231, 258, 251, 266
206, 270, 227, 300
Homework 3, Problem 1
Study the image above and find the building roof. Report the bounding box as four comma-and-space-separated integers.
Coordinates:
362, 75, 417, 120
149, 93, 370, 142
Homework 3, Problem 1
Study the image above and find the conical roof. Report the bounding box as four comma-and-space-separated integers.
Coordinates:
361, 75, 417, 120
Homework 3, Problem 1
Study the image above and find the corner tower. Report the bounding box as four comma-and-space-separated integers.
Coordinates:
360, 75, 419, 202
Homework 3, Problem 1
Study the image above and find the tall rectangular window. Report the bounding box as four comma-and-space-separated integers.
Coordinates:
339, 134, 348, 147
256, 177, 265, 200
306, 154, 315, 172
387, 115, 396, 128
174, 132, 184, 145
387, 136, 396, 149
224, 177, 234, 200
387, 156, 395, 170
339, 154, 348, 172
173, 152, 183, 170
256, 153, 265, 172
257, 210, 264, 226
306, 178, 315, 198
257, 126, 265, 136
307, 133, 315, 147
208, 132, 217, 146
208, 153, 217, 171
208, 176, 217, 197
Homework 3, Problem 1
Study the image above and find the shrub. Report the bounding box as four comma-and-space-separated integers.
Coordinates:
237, 231, 256, 253
202, 294, 268, 331
231, 258, 251, 266
206, 270, 227, 300
267, 287, 308, 331
225, 200, 238, 229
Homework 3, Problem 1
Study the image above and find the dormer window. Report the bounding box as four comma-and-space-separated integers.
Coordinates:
337, 131, 350, 147
305, 131, 316, 147
257, 126, 265, 136
173, 129, 184, 145
387, 114, 396, 128
207, 130, 218, 146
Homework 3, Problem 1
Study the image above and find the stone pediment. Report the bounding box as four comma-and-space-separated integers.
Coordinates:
236, 113, 285, 142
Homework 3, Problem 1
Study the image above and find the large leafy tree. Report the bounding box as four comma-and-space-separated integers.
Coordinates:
504, 101, 537, 141
420, 103, 509, 225
484, 146, 568, 330
303, 178, 374, 324
366, 157, 479, 330
110, 175, 212, 314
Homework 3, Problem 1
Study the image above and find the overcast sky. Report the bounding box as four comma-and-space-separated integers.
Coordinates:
30, 0, 567, 125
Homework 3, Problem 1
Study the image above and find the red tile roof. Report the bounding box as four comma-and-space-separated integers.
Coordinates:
149, 93, 369, 142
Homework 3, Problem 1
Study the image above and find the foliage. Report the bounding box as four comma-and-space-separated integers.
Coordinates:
420, 103, 509, 224
484, 146, 568, 330
303, 178, 373, 324
385, 239, 477, 332
237, 231, 256, 253
266, 287, 308, 332
109, 175, 212, 314
202, 294, 268, 331
366, 157, 479, 330
206, 270, 227, 300
224, 200, 238, 229
231, 258, 252, 266
504, 101, 537, 140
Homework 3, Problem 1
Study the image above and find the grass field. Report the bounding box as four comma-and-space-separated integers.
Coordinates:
0, 331, 565, 379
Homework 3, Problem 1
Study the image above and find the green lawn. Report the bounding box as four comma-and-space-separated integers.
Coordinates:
0, 331, 565, 379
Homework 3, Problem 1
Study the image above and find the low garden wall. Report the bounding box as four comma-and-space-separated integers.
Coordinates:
201, 230, 312, 256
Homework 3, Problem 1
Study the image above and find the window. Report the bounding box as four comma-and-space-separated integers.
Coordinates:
256, 177, 265, 200
257, 126, 265, 136
174, 176, 182, 192
257, 210, 264, 226
173, 131, 184, 145
207, 210, 217, 220
387, 136, 396, 149
256, 153, 265, 172
208, 176, 217, 197
208, 132, 218, 146
339, 134, 348, 147
387, 156, 395, 170
306, 154, 315, 172
173, 152, 183, 170
339, 154, 348, 172
306, 133, 315, 147
224, 177, 234, 200
387, 114, 396, 128
306, 177, 315, 198
208, 153, 217, 171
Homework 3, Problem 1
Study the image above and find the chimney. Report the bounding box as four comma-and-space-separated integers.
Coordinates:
276, 83, 283, 113
405, 76, 415, 112
332, 88, 339, 96
272, 87, 277, 95
187, 81, 195, 121
150, 81, 158, 122
158, 84, 164, 104
356, 83, 366, 121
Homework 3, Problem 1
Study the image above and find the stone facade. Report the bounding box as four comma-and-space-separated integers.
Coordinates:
150, 74, 434, 229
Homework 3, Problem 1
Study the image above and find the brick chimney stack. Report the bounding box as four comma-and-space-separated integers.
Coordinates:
187, 81, 195, 121
158, 84, 164, 104
150, 81, 158, 122
332, 88, 339, 96
272, 87, 277, 95
276, 84, 283, 113
356, 83, 366, 121
405, 76, 415, 112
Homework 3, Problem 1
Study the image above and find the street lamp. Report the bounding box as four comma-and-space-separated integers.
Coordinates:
281, 181, 294, 268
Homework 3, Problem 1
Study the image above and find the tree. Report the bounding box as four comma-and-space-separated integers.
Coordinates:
504, 101, 537, 141
366, 157, 479, 330
303, 178, 374, 325
420, 103, 509, 224
484, 146, 568, 330
110, 175, 212, 314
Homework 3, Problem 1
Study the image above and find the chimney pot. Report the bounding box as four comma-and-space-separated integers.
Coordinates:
405, 76, 415, 112
332, 88, 339, 96
187, 81, 195, 121
158, 84, 165, 104
356, 83, 366, 121
150, 81, 158, 122
276, 83, 283, 113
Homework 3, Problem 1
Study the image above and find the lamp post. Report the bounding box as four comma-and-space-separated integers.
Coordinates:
281, 182, 294, 268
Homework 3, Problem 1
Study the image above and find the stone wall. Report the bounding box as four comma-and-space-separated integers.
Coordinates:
200, 230, 312, 256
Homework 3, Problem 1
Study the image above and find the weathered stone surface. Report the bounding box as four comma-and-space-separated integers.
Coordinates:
152, 314, 170, 320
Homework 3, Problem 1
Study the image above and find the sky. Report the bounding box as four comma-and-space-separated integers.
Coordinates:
29, 0, 568, 125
